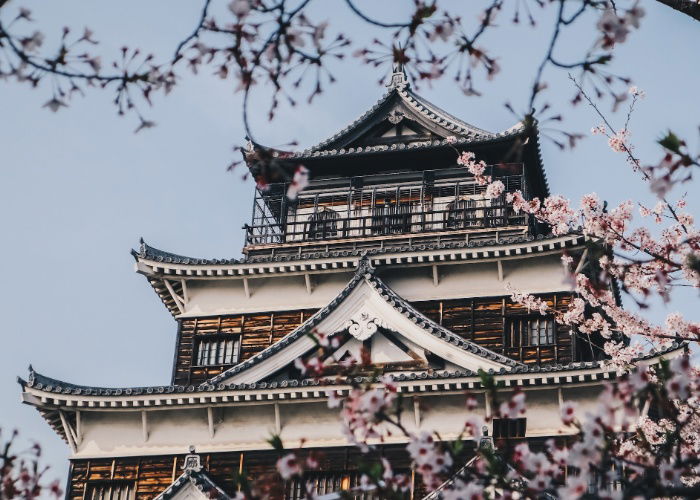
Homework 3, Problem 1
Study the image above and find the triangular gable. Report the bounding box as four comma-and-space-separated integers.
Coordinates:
154, 454, 231, 500
210, 259, 521, 386
303, 67, 496, 153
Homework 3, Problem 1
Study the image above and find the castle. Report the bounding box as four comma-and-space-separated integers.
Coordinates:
19, 67, 681, 499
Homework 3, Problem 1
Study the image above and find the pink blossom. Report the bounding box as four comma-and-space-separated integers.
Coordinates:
485, 180, 504, 199
287, 165, 309, 200
276, 453, 302, 479
560, 401, 577, 425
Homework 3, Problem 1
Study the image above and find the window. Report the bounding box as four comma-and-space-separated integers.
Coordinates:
506, 317, 556, 347
484, 193, 507, 227
492, 418, 526, 439
445, 198, 478, 229
85, 481, 135, 500
195, 336, 240, 366
307, 208, 339, 239
286, 472, 386, 500
371, 202, 413, 234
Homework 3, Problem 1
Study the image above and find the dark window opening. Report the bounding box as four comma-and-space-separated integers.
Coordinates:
307, 208, 340, 240
492, 418, 526, 439
286, 472, 388, 500
505, 316, 556, 347
85, 481, 135, 500
445, 198, 478, 229
195, 335, 241, 366
371, 202, 413, 235
484, 193, 507, 227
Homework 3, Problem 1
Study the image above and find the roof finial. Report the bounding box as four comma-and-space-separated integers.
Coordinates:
182, 447, 202, 472
387, 49, 409, 90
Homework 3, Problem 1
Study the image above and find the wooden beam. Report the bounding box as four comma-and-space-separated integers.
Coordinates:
413, 397, 421, 428
557, 387, 564, 414
75, 410, 82, 445
432, 264, 439, 287
484, 392, 493, 419
180, 279, 189, 304
574, 248, 588, 274
59, 410, 78, 454
141, 411, 149, 442
274, 403, 281, 434
304, 273, 313, 295
497, 260, 504, 282
242, 277, 250, 299
207, 407, 215, 438
163, 279, 185, 314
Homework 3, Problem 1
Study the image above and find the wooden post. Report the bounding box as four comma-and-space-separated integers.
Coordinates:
207, 407, 215, 438
238, 453, 245, 491
274, 403, 281, 434
242, 277, 250, 299
141, 411, 149, 442
413, 397, 421, 428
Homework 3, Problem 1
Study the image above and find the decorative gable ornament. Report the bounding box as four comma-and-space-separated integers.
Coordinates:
387, 109, 405, 124
387, 63, 409, 90
344, 309, 388, 341
182, 448, 202, 472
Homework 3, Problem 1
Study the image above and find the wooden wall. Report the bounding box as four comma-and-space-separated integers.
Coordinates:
66, 445, 435, 500
172, 293, 602, 385
412, 293, 579, 365
173, 309, 318, 385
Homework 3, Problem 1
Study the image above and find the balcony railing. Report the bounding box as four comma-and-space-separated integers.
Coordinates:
245, 167, 531, 248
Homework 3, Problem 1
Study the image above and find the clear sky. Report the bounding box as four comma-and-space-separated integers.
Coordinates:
1, 0, 698, 486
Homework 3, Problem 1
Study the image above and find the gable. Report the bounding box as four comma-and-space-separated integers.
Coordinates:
210, 263, 520, 386
303, 70, 497, 154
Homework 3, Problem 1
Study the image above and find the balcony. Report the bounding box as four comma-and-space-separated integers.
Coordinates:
244, 166, 534, 256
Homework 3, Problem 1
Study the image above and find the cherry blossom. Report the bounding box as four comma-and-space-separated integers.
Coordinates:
276, 453, 302, 480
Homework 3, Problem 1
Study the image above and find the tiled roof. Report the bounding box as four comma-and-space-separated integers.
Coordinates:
135, 232, 582, 267
18, 341, 686, 398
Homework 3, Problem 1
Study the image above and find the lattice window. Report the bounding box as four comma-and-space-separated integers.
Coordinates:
484, 193, 507, 227
85, 481, 135, 500
492, 418, 526, 439
371, 202, 413, 235
307, 208, 339, 239
506, 317, 556, 347
445, 198, 478, 229
286, 472, 383, 500
195, 335, 241, 366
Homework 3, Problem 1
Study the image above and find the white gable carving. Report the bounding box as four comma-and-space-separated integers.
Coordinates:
165, 482, 210, 500
218, 276, 512, 385
344, 308, 388, 341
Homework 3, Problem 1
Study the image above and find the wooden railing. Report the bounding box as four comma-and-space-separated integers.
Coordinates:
245, 170, 531, 247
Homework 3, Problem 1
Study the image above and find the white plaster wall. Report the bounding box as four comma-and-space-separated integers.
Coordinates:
80, 411, 142, 456
70, 383, 604, 459
180, 254, 572, 318
279, 402, 342, 444
521, 389, 564, 436
183, 272, 353, 316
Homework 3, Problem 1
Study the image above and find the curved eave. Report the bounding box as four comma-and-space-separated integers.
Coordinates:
278, 126, 523, 162
19, 342, 687, 411
135, 233, 587, 317
136, 233, 586, 274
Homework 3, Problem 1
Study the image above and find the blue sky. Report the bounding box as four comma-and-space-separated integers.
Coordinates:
1, 0, 698, 484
